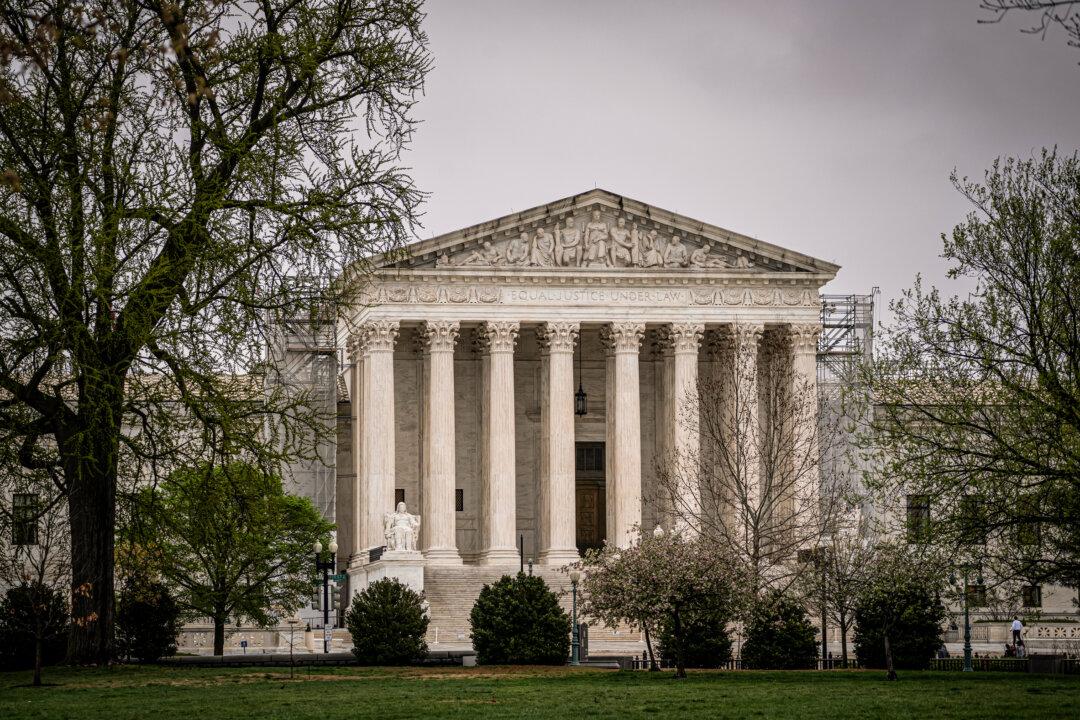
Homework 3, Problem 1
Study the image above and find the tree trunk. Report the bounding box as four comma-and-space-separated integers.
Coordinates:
884, 634, 897, 680
672, 608, 686, 679
34, 635, 43, 687
642, 621, 658, 671
214, 616, 226, 656
63, 379, 123, 665
839, 616, 849, 668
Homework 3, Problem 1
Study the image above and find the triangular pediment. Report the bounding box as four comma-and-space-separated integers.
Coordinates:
377, 189, 838, 276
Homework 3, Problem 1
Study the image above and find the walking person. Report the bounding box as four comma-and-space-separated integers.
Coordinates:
1011, 616, 1024, 648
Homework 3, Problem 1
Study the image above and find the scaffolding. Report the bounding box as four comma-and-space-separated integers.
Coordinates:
264, 297, 339, 523
818, 289, 878, 384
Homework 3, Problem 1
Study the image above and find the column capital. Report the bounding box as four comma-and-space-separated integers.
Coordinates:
356, 320, 400, 354
657, 322, 704, 355
476, 320, 519, 353
600, 322, 645, 354
788, 323, 821, 355
536, 321, 579, 354
419, 320, 460, 353
732, 322, 764, 352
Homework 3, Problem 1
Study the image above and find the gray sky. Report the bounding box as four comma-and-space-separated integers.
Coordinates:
407, 1, 1080, 312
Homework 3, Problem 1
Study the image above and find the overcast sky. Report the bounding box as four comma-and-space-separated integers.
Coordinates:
406, 1, 1080, 315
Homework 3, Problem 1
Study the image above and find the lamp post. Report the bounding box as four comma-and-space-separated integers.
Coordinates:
569, 569, 581, 666
950, 564, 982, 672
313, 539, 338, 653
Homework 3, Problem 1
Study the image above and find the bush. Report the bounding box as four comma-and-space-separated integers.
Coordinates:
741, 590, 818, 669
116, 577, 181, 663
657, 598, 734, 669
854, 566, 945, 670
347, 578, 429, 665
0, 582, 69, 671
469, 573, 571, 665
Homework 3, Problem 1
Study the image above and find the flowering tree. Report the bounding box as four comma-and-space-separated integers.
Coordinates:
579, 528, 745, 678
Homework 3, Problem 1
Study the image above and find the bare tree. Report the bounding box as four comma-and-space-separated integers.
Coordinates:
0, 473, 70, 686
980, 1, 1080, 54
656, 327, 855, 593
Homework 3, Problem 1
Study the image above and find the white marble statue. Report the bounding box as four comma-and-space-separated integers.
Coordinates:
609, 217, 637, 267
506, 232, 530, 265
460, 240, 503, 266
554, 216, 582, 267
384, 501, 420, 552
663, 235, 689, 268
531, 227, 556, 266
583, 209, 609, 266
641, 230, 664, 267
689, 241, 728, 268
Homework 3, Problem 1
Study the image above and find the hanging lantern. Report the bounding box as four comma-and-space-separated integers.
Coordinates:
574, 339, 588, 416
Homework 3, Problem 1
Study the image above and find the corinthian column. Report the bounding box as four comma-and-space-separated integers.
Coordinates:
658, 323, 704, 533
357, 320, 399, 552
601, 321, 645, 548
733, 323, 764, 512
419, 321, 462, 565
477, 321, 520, 565
536, 321, 580, 566
347, 333, 365, 562
789, 323, 821, 519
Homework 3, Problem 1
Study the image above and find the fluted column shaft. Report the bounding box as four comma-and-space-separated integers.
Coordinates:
789, 323, 821, 519
602, 322, 645, 548
661, 323, 704, 533
478, 321, 520, 565
420, 321, 462, 565
357, 321, 399, 552
537, 322, 580, 565
347, 336, 365, 561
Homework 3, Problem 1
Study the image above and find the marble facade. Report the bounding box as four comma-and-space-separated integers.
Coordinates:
337, 190, 838, 600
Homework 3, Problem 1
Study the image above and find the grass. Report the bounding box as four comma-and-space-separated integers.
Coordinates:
0, 664, 1077, 719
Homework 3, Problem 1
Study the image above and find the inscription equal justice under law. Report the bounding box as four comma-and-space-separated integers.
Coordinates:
506, 288, 690, 304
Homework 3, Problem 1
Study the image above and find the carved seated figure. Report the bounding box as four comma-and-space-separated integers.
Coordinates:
641, 230, 664, 268
384, 501, 420, 552
531, 227, 556, 266
460, 240, 503, 266
689, 241, 728, 268
664, 236, 689, 268
506, 233, 530, 265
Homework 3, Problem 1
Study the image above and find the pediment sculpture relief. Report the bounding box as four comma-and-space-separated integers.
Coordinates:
436, 210, 756, 271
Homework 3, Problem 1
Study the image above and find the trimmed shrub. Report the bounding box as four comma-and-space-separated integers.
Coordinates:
0, 582, 69, 671
116, 577, 181, 663
741, 590, 818, 669
854, 568, 945, 670
347, 578, 429, 665
657, 598, 734, 669
469, 573, 571, 665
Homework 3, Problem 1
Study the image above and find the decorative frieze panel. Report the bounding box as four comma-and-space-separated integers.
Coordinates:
427, 206, 788, 272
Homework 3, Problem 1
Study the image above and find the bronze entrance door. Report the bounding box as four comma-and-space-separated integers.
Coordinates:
575, 442, 606, 553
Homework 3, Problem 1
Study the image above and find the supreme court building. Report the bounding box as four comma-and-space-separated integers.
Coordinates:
335, 190, 838, 640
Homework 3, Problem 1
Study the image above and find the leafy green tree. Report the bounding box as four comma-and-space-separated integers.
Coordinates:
0, 0, 429, 662
656, 596, 734, 669
469, 573, 570, 666
866, 150, 1080, 587
580, 529, 745, 678
115, 574, 180, 663
128, 461, 332, 655
346, 578, 428, 665
854, 545, 946, 676
740, 590, 818, 670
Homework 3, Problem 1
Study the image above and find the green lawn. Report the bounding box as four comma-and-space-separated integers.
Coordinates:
0, 665, 1076, 719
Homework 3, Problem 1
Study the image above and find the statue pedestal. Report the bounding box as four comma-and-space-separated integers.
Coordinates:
348, 550, 425, 601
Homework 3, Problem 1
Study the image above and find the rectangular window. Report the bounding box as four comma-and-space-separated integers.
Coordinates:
455, 489, 464, 512
958, 494, 987, 545
1022, 585, 1042, 608
394, 488, 405, 506
12, 493, 38, 546
906, 494, 931, 543
575, 442, 605, 474
965, 584, 987, 608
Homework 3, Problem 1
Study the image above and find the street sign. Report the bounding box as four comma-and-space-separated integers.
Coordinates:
330, 573, 346, 582
323, 626, 333, 642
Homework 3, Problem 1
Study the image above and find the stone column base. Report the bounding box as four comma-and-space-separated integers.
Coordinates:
538, 549, 580, 568
422, 548, 463, 566
478, 548, 521, 566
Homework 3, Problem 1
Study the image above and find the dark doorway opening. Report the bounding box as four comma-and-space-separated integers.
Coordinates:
575, 442, 606, 553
